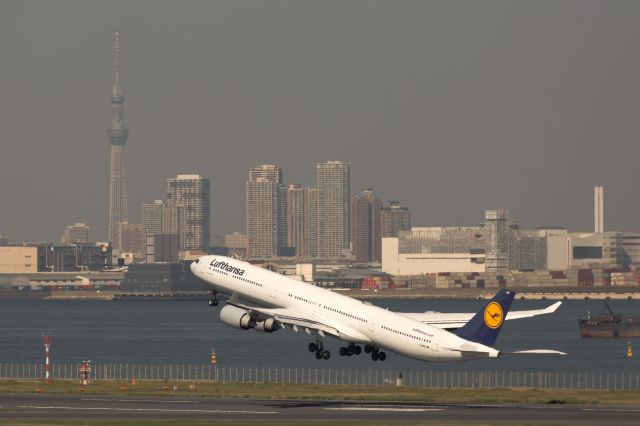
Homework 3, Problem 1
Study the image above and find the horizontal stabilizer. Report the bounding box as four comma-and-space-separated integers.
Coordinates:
502, 349, 567, 356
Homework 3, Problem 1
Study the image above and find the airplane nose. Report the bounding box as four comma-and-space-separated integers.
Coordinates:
190, 260, 198, 273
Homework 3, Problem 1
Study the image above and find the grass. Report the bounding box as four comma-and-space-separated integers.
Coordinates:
1, 379, 640, 406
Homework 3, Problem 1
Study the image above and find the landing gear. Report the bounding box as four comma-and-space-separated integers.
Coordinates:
207, 290, 219, 307
309, 340, 331, 361
339, 343, 362, 357
369, 346, 387, 362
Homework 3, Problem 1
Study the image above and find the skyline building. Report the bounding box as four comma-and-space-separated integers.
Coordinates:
284, 184, 306, 257
246, 165, 282, 258
304, 187, 320, 258
484, 209, 511, 272
381, 201, 411, 238
594, 185, 604, 234
142, 200, 183, 236
107, 31, 129, 245
316, 161, 351, 259
142, 200, 182, 263
115, 222, 145, 259
351, 188, 383, 262
61, 222, 90, 245
166, 174, 210, 251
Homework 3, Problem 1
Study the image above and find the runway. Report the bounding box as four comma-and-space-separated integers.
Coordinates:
2, 394, 640, 424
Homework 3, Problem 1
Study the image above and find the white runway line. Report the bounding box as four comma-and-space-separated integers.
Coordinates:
81, 398, 199, 404
582, 408, 640, 413
326, 406, 444, 412
18, 405, 277, 415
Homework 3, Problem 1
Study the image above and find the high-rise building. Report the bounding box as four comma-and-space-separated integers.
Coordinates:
484, 209, 510, 272
115, 222, 145, 259
285, 184, 306, 257
594, 185, 604, 233
0, 234, 7, 247
61, 223, 90, 245
316, 161, 350, 259
166, 174, 210, 251
225, 232, 249, 260
246, 165, 282, 259
305, 187, 320, 258
249, 164, 283, 183
381, 201, 411, 238
142, 200, 183, 236
351, 188, 383, 262
142, 200, 183, 263
107, 31, 129, 245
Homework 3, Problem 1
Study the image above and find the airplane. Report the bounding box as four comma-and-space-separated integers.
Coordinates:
190, 255, 565, 362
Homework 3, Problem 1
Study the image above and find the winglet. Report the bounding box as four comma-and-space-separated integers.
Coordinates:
454, 289, 515, 346
544, 301, 562, 314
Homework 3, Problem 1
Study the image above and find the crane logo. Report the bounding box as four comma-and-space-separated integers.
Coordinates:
484, 301, 504, 329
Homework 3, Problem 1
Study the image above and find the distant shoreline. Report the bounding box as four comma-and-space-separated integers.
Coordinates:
2, 287, 640, 301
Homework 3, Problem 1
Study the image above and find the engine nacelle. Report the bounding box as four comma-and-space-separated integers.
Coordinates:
254, 318, 280, 333
219, 305, 255, 330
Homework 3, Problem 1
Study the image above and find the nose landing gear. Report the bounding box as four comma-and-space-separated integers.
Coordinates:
207, 290, 219, 307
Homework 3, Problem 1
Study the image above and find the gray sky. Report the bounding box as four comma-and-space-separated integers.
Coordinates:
2, 1, 640, 243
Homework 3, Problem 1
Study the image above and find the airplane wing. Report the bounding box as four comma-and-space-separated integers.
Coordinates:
400, 301, 562, 330
226, 297, 372, 343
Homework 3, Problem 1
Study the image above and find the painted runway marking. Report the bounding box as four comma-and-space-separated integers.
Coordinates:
81, 398, 199, 404
582, 408, 640, 413
18, 405, 277, 415
326, 406, 444, 412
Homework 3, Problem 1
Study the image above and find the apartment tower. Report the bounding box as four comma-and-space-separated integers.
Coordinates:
166, 175, 210, 251
316, 161, 350, 259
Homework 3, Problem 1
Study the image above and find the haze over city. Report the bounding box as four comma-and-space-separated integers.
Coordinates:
2, 1, 640, 242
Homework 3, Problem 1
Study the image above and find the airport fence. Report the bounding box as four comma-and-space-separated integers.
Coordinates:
1, 363, 639, 391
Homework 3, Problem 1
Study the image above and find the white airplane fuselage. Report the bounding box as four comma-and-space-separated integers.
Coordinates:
191, 255, 500, 362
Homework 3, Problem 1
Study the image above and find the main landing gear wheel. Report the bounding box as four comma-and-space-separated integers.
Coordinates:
310, 340, 329, 360
207, 291, 219, 307
339, 343, 362, 357
370, 347, 387, 361
314, 350, 331, 360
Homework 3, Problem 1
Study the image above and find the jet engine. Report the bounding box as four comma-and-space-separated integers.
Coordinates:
254, 318, 280, 333
219, 305, 255, 330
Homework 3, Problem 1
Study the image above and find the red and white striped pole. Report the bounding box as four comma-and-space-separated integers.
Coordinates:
43, 334, 52, 384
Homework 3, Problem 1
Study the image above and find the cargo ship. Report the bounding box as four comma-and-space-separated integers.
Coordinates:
578, 302, 640, 338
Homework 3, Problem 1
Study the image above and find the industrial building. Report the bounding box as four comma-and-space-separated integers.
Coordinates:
61, 223, 90, 245
0, 244, 112, 273
119, 262, 207, 295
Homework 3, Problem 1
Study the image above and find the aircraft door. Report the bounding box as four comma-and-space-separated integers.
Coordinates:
268, 284, 278, 300
367, 319, 376, 333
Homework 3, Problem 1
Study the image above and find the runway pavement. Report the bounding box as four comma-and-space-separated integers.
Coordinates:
1, 393, 640, 424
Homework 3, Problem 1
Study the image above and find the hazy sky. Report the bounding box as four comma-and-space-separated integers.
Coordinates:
2, 1, 640, 243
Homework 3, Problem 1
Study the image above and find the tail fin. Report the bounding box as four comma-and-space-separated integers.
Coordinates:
454, 289, 515, 346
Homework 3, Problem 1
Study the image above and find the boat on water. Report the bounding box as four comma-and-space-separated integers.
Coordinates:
578, 301, 640, 338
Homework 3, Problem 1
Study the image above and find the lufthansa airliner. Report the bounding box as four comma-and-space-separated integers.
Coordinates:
191, 255, 564, 362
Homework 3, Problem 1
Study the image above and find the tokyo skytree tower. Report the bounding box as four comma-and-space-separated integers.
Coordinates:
106, 31, 129, 245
